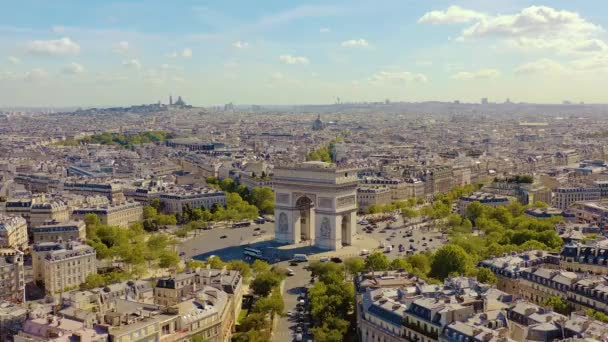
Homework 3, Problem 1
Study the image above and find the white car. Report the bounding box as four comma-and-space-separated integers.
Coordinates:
319, 257, 330, 263
287, 268, 295, 276
360, 249, 369, 256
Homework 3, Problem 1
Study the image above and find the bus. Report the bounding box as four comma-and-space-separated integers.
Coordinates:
232, 221, 251, 228
243, 247, 267, 261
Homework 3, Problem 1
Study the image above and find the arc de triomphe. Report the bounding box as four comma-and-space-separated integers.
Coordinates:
273, 162, 358, 250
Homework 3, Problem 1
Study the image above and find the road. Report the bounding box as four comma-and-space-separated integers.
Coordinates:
273, 260, 312, 342
357, 216, 447, 259
177, 222, 276, 261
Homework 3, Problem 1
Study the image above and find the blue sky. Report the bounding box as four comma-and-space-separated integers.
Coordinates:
1, 0, 607, 106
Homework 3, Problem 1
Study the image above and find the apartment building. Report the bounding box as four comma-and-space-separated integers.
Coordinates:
357, 186, 392, 213
29, 201, 70, 228
71, 201, 143, 228
552, 187, 601, 210
0, 249, 25, 303
154, 267, 243, 322
458, 192, 512, 216
0, 215, 28, 250
159, 189, 226, 214
32, 241, 97, 295
62, 180, 124, 201
570, 200, 608, 229
31, 220, 86, 244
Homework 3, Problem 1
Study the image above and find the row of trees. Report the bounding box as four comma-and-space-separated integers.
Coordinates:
206, 176, 275, 215
308, 261, 355, 341
234, 259, 287, 342
59, 131, 173, 148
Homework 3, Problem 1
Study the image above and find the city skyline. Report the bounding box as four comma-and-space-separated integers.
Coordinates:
1, 0, 608, 106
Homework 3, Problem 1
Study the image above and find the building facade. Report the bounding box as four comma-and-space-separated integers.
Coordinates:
0, 249, 25, 303
0, 215, 28, 250
32, 241, 97, 295
71, 201, 143, 228
31, 220, 86, 244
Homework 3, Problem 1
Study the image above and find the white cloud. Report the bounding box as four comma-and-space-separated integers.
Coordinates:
341, 39, 369, 48
24, 68, 48, 82
26, 37, 80, 56
63, 62, 85, 74
370, 70, 428, 83
451, 68, 500, 80
418, 6, 486, 24
167, 51, 178, 58
7, 56, 20, 65
181, 48, 193, 58
123, 59, 141, 69
421, 6, 608, 56
320, 27, 331, 33
114, 41, 130, 54
279, 54, 309, 65
515, 59, 565, 74
232, 41, 249, 49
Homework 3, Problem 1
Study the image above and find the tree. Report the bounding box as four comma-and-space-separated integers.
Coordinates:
251, 187, 275, 214
465, 201, 485, 223
186, 259, 205, 269
251, 271, 281, 297
239, 312, 268, 331
365, 252, 390, 271
81, 274, 105, 289
251, 290, 284, 316
533, 201, 549, 209
406, 254, 431, 275
390, 258, 411, 271
158, 251, 180, 269
143, 206, 158, 219
544, 296, 570, 315
252, 259, 270, 274
150, 198, 162, 211
476, 267, 497, 284
228, 260, 252, 282
430, 244, 471, 280
207, 256, 225, 269
344, 258, 365, 276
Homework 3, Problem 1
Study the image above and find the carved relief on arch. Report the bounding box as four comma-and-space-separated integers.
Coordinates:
320, 217, 331, 238
278, 212, 288, 232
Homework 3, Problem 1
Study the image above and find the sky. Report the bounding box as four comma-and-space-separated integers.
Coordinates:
1, 0, 608, 107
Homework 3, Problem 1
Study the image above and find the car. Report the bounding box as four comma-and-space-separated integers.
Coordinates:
409, 238, 415, 242
386, 237, 393, 241
253, 231, 261, 236
220, 235, 227, 239
360, 249, 370, 256
429, 238, 433, 242
366, 230, 372, 234
287, 268, 295, 276
319, 257, 330, 263
422, 237, 426, 240
254, 227, 261, 231
295, 333, 303, 341
179, 252, 186, 256
422, 243, 428, 247
330, 257, 343, 263
290, 261, 299, 266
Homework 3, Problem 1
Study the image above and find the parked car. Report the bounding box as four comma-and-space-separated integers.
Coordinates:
360, 249, 370, 256
319, 257, 330, 263
220, 235, 227, 239
330, 257, 343, 263
287, 268, 295, 276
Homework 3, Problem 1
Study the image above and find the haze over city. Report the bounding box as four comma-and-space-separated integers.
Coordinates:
1, 0, 608, 106
4, 2, 608, 342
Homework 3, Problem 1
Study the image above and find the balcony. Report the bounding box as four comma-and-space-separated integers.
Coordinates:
403, 320, 439, 339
